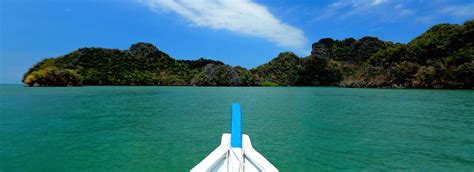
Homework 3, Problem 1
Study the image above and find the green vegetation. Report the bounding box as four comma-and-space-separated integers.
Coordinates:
252, 52, 302, 86
24, 20, 473, 88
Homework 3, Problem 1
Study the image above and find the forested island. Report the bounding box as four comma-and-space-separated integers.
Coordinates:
23, 20, 473, 88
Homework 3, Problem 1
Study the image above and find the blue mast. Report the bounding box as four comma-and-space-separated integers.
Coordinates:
230, 103, 242, 148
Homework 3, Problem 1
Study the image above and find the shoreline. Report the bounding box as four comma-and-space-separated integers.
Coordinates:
2, 84, 471, 90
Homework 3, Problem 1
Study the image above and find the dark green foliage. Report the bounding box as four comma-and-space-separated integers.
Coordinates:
311, 38, 336, 59
307, 20, 473, 88
23, 42, 257, 86
178, 58, 224, 69
251, 52, 302, 86
23, 20, 473, 89
311, 36, 389, 63
369, 44, 410, 67
297, 57, 342, 85
234, 66, 258, 86
334, 20, 473, 88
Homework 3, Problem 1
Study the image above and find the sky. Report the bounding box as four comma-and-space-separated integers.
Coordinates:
1, 0, 473, 84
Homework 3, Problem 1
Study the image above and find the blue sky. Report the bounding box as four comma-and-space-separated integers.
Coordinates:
1, 0, 473, 84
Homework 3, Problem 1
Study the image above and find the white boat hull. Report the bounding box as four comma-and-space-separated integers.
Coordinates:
191, 134, 278, 172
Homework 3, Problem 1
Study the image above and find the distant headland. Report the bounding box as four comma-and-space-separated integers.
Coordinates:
23, 20, 473, 89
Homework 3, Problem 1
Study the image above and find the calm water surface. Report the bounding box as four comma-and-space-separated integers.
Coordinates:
1, 86, 473, 171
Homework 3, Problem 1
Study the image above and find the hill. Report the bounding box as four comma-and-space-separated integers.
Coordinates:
23, 20, 473, 88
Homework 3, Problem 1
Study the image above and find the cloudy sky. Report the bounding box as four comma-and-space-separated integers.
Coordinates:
1, 0, 473, 83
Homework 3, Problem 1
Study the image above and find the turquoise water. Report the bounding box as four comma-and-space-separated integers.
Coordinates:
1, 86, 473, 171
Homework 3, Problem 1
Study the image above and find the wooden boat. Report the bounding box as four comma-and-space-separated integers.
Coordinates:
191, 103, 278, 172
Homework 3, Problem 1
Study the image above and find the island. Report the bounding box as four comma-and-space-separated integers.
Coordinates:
23, 20, 473, 89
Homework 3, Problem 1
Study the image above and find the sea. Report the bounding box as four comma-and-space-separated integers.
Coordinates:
1, 85, 473, 171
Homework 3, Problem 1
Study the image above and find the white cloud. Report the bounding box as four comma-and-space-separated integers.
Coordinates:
415, 16, 435, 24
352, 0, 388, 9
140, 0, 307, 50
439, 4, 474, 18
318, 0, 474, 23
319, 0, 403, 20
371, 0, 387, 6
394, 4, 415, 16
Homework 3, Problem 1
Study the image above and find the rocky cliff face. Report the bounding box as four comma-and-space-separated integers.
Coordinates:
191, 64, 242, 86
